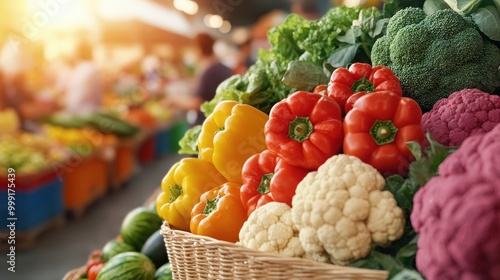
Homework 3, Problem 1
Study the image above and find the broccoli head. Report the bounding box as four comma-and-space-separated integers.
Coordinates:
421, 88, 500, 147
371, 8, 500, 112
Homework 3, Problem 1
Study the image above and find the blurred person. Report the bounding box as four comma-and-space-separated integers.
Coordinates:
114, 64, 142, 97
165, 32, 233, 127
0, 39, 32, 122
59, 40, 103, 115
141, 54, 163, 97
290, 0, 321, 20
0, 70, 22, 134
233, 38, 255, 75
0, 41, 55, 130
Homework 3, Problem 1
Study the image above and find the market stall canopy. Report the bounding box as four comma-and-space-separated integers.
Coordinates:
99, 20, 192, 46
97, 0, 194, 37
96, 0, 193, 45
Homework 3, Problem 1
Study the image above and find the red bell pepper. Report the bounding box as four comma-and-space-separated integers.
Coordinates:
327, 63, 402, 115
343, 91, 425, 176
86, 250, 105, 280
265, 91, 344, 170
240, 150, 310, 216
313, 84, 327, 94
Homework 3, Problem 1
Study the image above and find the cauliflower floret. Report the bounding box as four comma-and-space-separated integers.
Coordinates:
411, 123, 500, 280
421, 88, 500, 147
367, 191, 405, 245
238, 202, 304, 258
292, 155, 405, 265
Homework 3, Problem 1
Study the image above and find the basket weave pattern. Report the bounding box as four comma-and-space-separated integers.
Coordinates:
161, 222, 388, 280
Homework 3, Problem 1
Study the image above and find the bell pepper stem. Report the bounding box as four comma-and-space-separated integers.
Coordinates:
203, 196, 220, 215
288, 117, 313, 142
370, 120, 398, 145
168, 185, 183, 203
257, 173, 274, 194
352, 76, 374, 93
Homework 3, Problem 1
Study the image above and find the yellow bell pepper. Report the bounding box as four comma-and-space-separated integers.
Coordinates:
156, 157, 227, 231
198, 101, 269, 184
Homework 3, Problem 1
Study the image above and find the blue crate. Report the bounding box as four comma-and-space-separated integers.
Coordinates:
154, 128, 172, 158
154, 121, 190, 157
0, 178, 64, 232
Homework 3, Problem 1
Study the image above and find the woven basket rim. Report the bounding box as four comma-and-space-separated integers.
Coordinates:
63, 266, 86, 280
161, 221, 388, 278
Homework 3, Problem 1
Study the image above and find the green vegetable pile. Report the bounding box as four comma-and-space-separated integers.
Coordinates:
179, 4, 395, 155
201, 5, 396, 117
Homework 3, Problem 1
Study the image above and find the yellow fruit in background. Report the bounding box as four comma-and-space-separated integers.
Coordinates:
0, 109, 21, 134
65, 129, 84, 145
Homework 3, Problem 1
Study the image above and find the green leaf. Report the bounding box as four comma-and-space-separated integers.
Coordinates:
425, 133, 458, 173
408, 158, 433, 187
177, 125, 201, 155
325, 44, 361, 68
372, 251, 405, 271
493, 0, 500, 11
267, 13, 305, 60
396, 235, 418, 267
337, 27, 362, 44
443, 0, 483, 15
471, 5, 500, 41
348, 253, 384, 270
391, 269, 425, 280
323, 63, 336, 78
372, 18, 390, 37
282, 60, 329, 90
383, 0, 401, 18
384, 175, 417, 212
423, 0, 451, 14
246, 70, 266, 95
405, 141, 422, 161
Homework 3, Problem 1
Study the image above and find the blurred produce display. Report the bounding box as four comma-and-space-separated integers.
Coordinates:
45, 112, 141, 138
0, 133, 67, 174
0, 109, 21, 134
44, 125, 118, 156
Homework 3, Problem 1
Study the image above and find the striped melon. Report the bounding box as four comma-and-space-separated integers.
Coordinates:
96, 252, 155, 280
154, 263, 173, 280
120, 207, 162, 251
101, 240, 136, 262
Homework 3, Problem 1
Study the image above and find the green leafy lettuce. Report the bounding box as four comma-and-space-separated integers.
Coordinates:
177, 125, 201, 155
200, 5, 393, 117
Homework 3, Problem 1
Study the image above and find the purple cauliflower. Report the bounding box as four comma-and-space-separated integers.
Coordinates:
421, 89, 500, 147
411, 123, 500, 280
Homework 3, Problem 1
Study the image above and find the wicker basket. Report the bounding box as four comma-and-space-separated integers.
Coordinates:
161, 222, 388, 280
63, 266, 86, 280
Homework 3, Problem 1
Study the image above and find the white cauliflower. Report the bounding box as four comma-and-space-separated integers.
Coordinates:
291, 155, 405, 265
238, 202, 304, 258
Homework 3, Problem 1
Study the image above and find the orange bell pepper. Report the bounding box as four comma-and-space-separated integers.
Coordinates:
156, 158, 227, 231
190, 182, 247, 243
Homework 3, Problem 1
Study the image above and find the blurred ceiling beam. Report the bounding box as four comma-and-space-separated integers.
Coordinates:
96, 0, 193, 37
